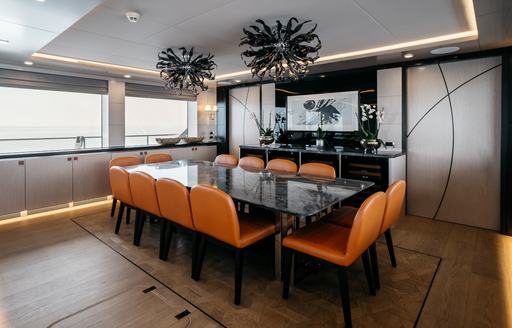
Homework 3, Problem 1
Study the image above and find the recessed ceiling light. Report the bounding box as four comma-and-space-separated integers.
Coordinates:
35, 0, 46, 2
403, 53, 414, 59
0, 39, 9, 44
234, 79, 242, 83
123, 74, 131, 78
24, 61, 33, 66
320, 74, 327, 78
430, 46, 460, 55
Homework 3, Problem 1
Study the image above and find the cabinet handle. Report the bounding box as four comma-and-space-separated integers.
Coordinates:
18, 160, 24, 166
67, 157, 72, 161
73, 157, 78, 161
144, 151, 148, 155
140, 152, 143, 155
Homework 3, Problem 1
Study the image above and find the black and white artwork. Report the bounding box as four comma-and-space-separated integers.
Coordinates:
286, 91, 359, 131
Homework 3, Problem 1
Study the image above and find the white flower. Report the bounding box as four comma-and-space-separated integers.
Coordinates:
361, 116, 368, 121
369, 115, 374, 119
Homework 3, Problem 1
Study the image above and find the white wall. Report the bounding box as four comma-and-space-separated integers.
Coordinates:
229, 86, 261, 156
377, 68, 403, 150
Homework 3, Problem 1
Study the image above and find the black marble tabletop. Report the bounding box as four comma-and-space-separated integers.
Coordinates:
126, 160, 374, 217
240, 144, 405, 158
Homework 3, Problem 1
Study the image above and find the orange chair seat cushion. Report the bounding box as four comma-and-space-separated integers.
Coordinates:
325, 206, 358, 227
283, 222, 353, 266
238, 214, 277, 248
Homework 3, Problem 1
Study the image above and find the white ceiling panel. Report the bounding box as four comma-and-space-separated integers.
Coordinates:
0, 21, 57, 61
354, 0, 468, 39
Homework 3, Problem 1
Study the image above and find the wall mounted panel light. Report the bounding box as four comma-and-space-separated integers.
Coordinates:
24, 61, 33, 66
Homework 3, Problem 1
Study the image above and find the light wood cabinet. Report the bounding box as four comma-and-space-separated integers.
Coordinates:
72, 153, 111, 202
170, 145, 216, 161
25, 155, 73, 210
0, 159, 26, 215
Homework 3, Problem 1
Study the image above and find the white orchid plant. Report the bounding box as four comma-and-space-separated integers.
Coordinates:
357, 104, 384, 141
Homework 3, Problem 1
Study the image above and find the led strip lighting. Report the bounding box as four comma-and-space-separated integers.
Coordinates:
32, 0, 477, 81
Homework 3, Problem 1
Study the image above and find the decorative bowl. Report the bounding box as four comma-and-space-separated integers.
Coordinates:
182, 136, 204, 144
155, 137, 181, 145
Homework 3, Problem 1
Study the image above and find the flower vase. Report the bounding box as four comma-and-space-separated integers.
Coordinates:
360, 139, 380, 154
259, 135, 274, 146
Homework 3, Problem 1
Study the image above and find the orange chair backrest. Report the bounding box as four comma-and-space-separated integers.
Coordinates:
239, 156, 265, 170
266, 159, 298, 173
190, 185, 241, 247
156, 178, 194, 230
109, 166, 133, 206
109, 156, 142, 168
380, 180, 406, 234
299, 163, 336, 179
214, 154, 239, 166
345, 192, 386, 264
145, 153, 173, 164
129, 171, 161, 217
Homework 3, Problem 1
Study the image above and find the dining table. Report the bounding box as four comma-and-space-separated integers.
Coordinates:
126, 159, 374, 280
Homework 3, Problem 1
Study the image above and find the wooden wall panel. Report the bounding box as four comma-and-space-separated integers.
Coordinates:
406, 57, 502, 230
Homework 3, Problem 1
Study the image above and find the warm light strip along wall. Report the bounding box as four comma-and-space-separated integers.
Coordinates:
32, 53, 160, 76
32, 0, 477, 81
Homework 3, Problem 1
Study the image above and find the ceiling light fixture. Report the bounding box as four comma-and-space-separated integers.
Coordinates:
35, 0, 46, 2
123, 74, 131, 78
234, 79, 242, 83
403, 53, 414, 59
240, 18, 321, 81
156, 47, 216, 95
24, 61, 33, 66
0, 39, 9, 44
430, 46, 460, 55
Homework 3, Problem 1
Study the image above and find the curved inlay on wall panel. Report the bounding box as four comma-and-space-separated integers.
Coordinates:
407, 57, 502, 230
229, 86, 261, 156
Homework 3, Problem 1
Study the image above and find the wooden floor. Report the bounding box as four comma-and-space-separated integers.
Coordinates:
0, 203, 510, 327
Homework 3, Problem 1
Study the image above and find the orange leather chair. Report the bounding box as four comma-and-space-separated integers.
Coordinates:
190, 185, 277, 305
299, 162, 336, 179
129, 171, 162, 247
156, 178, 196, 263
214, 154, 239, 166
145, 153, 173, 164
110, 166, 137, 234
326, 180, 406, 289
282, 192, 387, 328
266, 159, 298, 173
109, 156, 142, 217
238, 156, 265, 170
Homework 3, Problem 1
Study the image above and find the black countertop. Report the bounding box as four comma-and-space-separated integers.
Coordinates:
126, 160, 374, 217
0, 141, 218, 160
240, 144, 405, 159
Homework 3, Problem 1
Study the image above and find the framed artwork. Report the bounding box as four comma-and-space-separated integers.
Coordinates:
286, 90, 359, 131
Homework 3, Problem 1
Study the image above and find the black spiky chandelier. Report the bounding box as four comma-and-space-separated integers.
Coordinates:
156, 47, 216, 95
240, 18, 321, 81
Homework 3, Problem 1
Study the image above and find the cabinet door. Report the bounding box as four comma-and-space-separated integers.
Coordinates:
169, 147, 193, 160
194, 145, 217, 161
111, 151, 144, 159
0, 159, 26, 215
26, 155, 73, 210
73, 153, 111, 202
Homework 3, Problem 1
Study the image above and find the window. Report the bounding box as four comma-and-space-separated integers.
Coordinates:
125, 96, 188, 146
0, 86, 102, 153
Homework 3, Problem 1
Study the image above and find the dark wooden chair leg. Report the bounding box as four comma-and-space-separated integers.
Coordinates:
191, 232, 201, 278
159, 220, 168, 260
384, 229, 397, 267
125, 207, 131, 224
369, 243, 380, 290
110, 198, 117, 217
114, 203, 125, 234
337, 267, 352, 328
133, 209, 141, 245
282, 248, 293, 299
193, 235, 207, 281
234, 248, 245, 305
134, 211, 146, 246
162, 221, 174, 261
361, 250, 376, 296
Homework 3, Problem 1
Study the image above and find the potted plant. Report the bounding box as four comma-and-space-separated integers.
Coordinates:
358, 104, 384, 153
250, 112, 275, 146
315, 126, 327, 148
